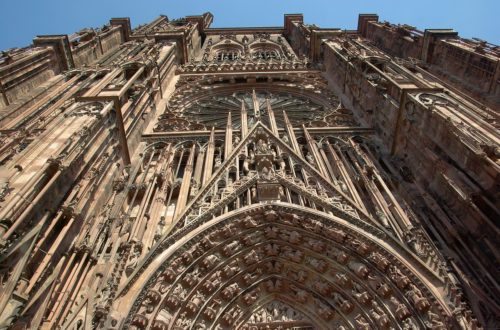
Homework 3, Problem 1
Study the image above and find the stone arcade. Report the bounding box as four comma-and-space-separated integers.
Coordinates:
0, 12, 498, 330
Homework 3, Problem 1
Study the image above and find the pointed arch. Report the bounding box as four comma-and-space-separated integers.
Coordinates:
112, 203, 455, 329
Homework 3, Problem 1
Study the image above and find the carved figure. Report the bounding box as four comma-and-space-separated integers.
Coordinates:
335, 273, 352, 288
243, 271, 261, 285
201, 272, 221, 293
309, 257, 328, 272
313, 280, 332, 295
325, 227, 347, 242
186, 292, 204, 315
281, 246, 304, 263
201, 254, 219, 269
370, 301, 390, 329
289, 269, 308, 283
349, 238, 371, 256
264, 243, 280, 256
349, 261, 370, 278
126, 246, 141, 271
333, 293, 354, 314
96, 280, 113, 308
265, 260, 283, 273
375, 281, 392, 298
203, 304, 218, 321
389, 266, 411, 289
352, 283, 372, 305
256, 139, 270, 153
221, 283, 240, 300
402, 318, 419, 330
354, 314, 372, 330
244, 249, 260, 265
308, 238, 325, 252
389, 296, 411, 320
290, 285, 309, 303
264, 279, 282, 292
264, 226, 279, 238
368, 252, 390, 271
222, 240, 240, 256
242, 289, 260, 305
406, 283, 430, 312
426, 310, 446, 330
221, 262, 239, 279
241, 215, 258, 228
315, 300, 334, 320
182, 269, 199, 288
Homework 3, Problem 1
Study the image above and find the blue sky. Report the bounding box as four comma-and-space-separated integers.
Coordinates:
1, 0, 498, 50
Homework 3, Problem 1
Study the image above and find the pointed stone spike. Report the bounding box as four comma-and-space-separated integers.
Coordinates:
174, 144, 196, 220
252, 89, 260, 119
303, 124, 330, 180
283, 111, 300, 153
203, 127, 215, 185
241, 100, 248, 138
225, 112, 233, 159
266, 98, 279, 135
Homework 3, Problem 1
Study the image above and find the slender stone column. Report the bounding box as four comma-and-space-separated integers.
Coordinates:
0, 163, 50, 229
132, 173, 157, 242
29, 256, 66, 330
0, 219, 42, 317
240, 101, 248, 139
58, 253, 93, 323
173, 145, 195, 221
325, 141, 364, 207
144, 148, 173, 247
193, 148, 205, 186
318, 147, 338, 184
252, 89, 260, 120
224, 112, 233, 159
24, 210, 63, 283
44, 252, 76, 322
266, 99, 279, 135
202, 128, 215, 185
2, 168, 62, 242
26, 215, 76, 293
46, 251, 89, 328
283, 111, 300, 153
302, 125, 330, 181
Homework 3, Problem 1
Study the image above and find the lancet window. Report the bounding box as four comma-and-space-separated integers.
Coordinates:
215, 50, 240, 61
252, 49, 280, 60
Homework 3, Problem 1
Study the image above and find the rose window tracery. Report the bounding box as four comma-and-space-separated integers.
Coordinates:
155, 91, 352, 132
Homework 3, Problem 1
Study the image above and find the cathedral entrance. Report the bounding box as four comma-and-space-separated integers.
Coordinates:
118, 203, 450, 329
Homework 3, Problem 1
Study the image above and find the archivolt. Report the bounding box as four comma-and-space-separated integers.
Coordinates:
114, 203, 455, 329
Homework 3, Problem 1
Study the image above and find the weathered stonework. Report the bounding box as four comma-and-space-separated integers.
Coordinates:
0, 12, 497, 330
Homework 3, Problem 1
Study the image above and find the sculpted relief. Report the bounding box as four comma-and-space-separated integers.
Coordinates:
121, 205, 466, 330
0, 10, 491, 330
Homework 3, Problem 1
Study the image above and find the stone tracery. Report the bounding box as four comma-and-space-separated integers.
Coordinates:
0, 10, 495, 330
155, 87, 351, 132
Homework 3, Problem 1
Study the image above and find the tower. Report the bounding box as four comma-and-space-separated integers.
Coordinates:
0, 12, 498, 329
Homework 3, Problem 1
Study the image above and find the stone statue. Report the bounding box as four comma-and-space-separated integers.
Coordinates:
126, 246, 141, 271
96, 280, 113, 308
354, 314, 371, 330
389, 296, 411, 320
256, 139, 269, 153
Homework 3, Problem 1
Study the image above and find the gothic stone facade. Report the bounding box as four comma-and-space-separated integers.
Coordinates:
0, 12, 498, 330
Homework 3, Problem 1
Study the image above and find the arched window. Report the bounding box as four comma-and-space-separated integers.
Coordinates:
216, 50, 240, 61
252, 49, 280, 60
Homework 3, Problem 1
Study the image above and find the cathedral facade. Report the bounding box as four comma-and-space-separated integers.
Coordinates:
0, 12, 498, 330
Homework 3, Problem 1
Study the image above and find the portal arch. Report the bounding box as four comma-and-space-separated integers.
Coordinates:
113, 203, 455, 329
